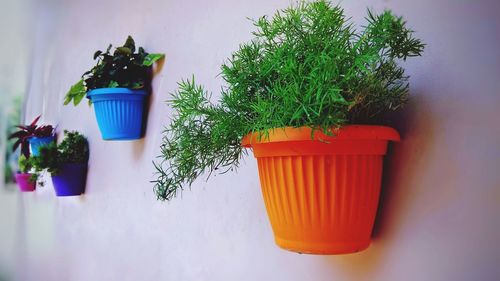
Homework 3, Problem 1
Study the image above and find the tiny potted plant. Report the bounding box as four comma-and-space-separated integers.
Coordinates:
30, 130, 89, 196
154, 1, 424, 254
64, 36, 164, 140
14, 155, 37, 192
8, 115, 55, 157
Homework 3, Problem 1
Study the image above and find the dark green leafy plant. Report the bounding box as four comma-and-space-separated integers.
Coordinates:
64, 36, 164, 106
29, 142, 58, 175
153, 0, 424, 200
30, 130, 89, 175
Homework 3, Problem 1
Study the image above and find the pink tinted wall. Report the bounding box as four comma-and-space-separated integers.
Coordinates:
0, 0, 499, 280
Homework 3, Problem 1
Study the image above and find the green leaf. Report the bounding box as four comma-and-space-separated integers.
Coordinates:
115, 47, 132, 55
64, 79, 86, 106
108, 80, 119, 88
143, 53, 164, 66
124, 36, 136, 52
131, 82, 143, 89
93, 50, 102, 60
63, 95, 72, 106
73, 91, 85, 106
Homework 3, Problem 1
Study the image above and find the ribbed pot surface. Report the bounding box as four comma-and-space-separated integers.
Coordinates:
87, 88, 147, 140
243, 126, 399, 254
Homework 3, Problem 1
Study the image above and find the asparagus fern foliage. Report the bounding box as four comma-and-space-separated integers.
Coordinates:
153, 1, 424, 201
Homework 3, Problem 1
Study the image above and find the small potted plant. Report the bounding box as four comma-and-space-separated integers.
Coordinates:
154, 1, 424, 254
8, 115, 55, 157
30, 130, 89, 196
14, 155, 37, 192
64, 36, 164, 140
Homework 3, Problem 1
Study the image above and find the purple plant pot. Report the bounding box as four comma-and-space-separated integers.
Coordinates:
51, 163, 88, 196
15, 173, 36, 192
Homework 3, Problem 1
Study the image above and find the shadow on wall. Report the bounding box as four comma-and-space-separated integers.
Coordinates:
373, 89, 436, 240
132, 58, 166, 161
321, 89, 437, 278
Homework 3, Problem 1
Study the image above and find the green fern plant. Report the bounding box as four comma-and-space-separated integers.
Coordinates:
153, 0, 424, 201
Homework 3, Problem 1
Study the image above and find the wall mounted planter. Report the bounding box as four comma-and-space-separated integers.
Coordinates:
14, 173, 36, 192
51, 163, 88, 196
87, 88, 147, 140
29, 136, 55, 156
242, 125, 400, 255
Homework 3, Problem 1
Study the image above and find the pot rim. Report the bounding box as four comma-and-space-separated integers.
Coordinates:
29, 135, 55, 141
58, 162, 88, 168
242, 125, 400, 147
15, 172, 34, 176
87, 87, 147, 96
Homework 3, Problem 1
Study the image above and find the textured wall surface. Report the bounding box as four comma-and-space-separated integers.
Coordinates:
1, 0, 499, 280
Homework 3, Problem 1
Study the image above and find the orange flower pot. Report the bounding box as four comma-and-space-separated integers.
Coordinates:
242, 125, 400, 254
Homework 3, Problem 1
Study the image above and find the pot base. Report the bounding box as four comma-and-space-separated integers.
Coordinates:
52, 163, 88, 196
15, 173, 36, 192
276, 237, 370, 255
257, 154, 383, 255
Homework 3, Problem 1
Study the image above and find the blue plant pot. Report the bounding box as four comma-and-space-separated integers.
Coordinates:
29, 136, 55, 156
87, 88, 148, 140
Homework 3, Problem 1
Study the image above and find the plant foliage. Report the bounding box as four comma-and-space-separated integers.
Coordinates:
18, 155, 32, 174
8, 115, 54, 158
18, 155, 37, 183
64, 36, 164, 106
153, 1, 424, 200
30, 130, 89, 175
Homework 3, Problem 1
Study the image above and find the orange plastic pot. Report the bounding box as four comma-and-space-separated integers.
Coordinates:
242, 125, 400, 254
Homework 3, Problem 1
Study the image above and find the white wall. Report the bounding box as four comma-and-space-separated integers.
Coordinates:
0, 0, 30, 187
1, 0, 499, 280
